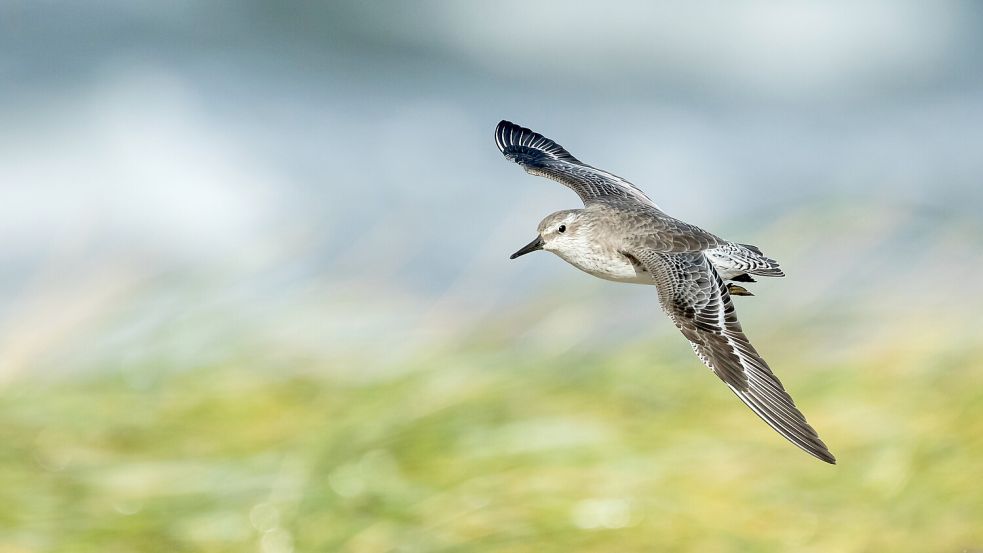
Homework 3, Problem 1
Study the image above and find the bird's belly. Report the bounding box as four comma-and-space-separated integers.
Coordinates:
560, 252, 653, 284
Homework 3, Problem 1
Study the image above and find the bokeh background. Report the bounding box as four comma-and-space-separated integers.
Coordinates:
2, 2, 982, 552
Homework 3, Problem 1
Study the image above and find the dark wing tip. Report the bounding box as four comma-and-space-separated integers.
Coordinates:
805, 440, 836, 464
739, 380, 838, 464
734, 384, 838, 465
494, 120, 580, 165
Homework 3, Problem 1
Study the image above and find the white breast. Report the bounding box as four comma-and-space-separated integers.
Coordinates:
554, 247, 653, 284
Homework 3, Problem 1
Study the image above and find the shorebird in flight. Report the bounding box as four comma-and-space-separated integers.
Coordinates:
495, 120, 835, 464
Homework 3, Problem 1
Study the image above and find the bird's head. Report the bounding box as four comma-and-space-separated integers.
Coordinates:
510, 209, 584, 259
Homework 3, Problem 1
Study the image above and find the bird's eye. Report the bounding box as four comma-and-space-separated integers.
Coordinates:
558, 224, 566, 233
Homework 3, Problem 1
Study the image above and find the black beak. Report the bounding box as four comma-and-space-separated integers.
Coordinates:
510, 236, 545, 259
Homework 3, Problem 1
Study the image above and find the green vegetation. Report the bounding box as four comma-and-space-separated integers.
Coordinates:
2, 328, 980, 553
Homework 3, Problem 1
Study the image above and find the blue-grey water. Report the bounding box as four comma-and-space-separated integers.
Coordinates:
1, 1, 981, 378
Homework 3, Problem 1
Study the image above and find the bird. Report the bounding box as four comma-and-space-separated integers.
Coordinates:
495, 120, 835, 464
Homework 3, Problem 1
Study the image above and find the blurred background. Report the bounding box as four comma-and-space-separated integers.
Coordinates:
2, 1, 982, 551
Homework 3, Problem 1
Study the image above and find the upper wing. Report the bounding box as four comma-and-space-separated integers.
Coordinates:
495, 120, 658, 208
631, 248, 836, 464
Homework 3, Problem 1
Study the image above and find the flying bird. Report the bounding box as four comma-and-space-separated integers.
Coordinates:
495, 120, 835, 464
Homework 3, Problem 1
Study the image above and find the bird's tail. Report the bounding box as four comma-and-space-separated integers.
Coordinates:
709, 243, 785, 280
738, 243, 785, 277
